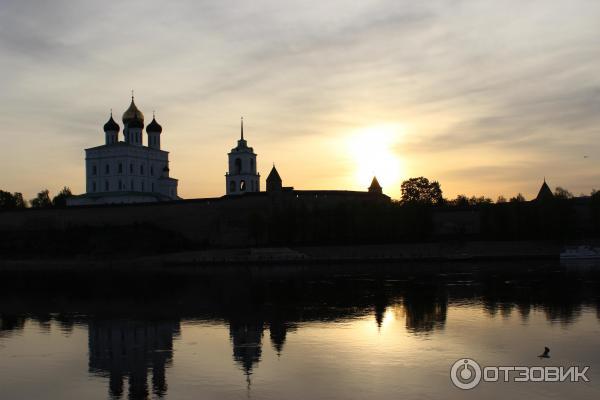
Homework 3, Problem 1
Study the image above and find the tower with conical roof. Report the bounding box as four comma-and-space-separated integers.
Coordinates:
225, 118, 260, 195
266, 165, 282, 192
535, 178, 554, 202
368, 176, 382, 194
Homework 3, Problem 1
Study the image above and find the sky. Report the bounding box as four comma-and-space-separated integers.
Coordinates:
0, 0, 599, 201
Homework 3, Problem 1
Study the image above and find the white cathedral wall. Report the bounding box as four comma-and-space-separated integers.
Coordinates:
85, 145, 176, 199
67, 193, 163, 206
158, 178, 178, 199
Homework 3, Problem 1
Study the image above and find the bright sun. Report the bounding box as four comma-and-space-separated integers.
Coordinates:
347, 124, 403, 192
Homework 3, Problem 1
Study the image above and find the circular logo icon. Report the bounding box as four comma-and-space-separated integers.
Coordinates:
450, 358, 482, 390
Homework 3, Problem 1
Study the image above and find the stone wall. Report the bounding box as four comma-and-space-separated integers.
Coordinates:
0, 191, 392, 247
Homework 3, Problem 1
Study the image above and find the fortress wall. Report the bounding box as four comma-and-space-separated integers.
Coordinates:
1, 192, 483, 248
0, 200, 220, 242
432, 209, 481, 236
0, 195, 279, 246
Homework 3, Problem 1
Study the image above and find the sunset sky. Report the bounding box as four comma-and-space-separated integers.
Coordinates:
1, 0, 599, 201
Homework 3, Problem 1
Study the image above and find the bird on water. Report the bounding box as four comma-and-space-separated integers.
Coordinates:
538, 346, 550, 358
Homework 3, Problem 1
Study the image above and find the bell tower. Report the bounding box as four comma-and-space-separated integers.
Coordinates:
225, 118, 260, 195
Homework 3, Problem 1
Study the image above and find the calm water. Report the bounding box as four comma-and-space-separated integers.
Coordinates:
1, 261, 600, 399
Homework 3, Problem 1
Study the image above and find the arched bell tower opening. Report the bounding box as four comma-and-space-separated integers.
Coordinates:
225, 117, 260, 195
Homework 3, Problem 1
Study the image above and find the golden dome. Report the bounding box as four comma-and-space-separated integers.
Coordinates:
122, 97, 144, 124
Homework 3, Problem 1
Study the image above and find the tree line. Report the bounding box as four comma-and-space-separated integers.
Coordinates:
0, 187, 72, 209
398, 176, 584, 205
0, 177, 594, 210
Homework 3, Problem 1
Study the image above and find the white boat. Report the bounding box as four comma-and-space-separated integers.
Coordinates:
560, 246, 600, 260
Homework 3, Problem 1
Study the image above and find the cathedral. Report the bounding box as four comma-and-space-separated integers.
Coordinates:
67, 99, 387, 206
67, 96, 179, 206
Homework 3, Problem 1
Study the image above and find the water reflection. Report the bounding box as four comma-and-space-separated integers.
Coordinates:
1, 261, 599, 399
88, 319, 180, 399
229, 315, 264, 377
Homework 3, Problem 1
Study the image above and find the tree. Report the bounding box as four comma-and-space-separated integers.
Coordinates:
451, 195, 469, 207
449, 194, 493, 207
496, 195, 507, 203
52, 186, 72, 207
400, 177, 443, 205
0, 190, 17, 209
0, 190, 27, 209
509, 193, 526, 203
469, 196, 493, 206
554, 186, 573, 199
13, 192, 27, 208
31, 189, 52, 208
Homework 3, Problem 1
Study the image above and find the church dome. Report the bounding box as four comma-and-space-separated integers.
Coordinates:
122, 98, 144, 125
128, 113, 144, 129
103, 114, 120, 132
146, 117, 162, 133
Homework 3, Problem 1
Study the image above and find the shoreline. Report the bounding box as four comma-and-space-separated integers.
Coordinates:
0, 240, 563, 273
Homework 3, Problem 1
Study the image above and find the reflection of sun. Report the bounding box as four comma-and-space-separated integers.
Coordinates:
347, 124, 403, 191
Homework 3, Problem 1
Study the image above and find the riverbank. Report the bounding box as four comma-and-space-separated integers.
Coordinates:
0, 240, 562, 273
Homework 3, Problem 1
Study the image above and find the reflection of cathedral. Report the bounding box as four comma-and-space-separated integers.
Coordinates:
88, 319, 180, 399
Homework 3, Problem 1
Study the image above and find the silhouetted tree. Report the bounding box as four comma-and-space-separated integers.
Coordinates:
0, 190, 16, 209
509, 193, 526, 203
52, 186, 72, 207
468, 196, 493, 206
496, 195, 507, 203
448, 194, 492, 207
554, 186, 573, 199
0, 190, 27, 209
30, 189, 52, 208
13, 192, 27, 208
400, 177, 443, 205
450, 195, 469, 207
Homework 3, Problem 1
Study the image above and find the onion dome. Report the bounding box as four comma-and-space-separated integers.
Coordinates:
146, 117, 162, 134
103, 113, 120, 132
122, 97, 144, 125
128, 113, 144, 129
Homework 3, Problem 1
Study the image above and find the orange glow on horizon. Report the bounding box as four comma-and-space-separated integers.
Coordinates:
346, 123, 404, 195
